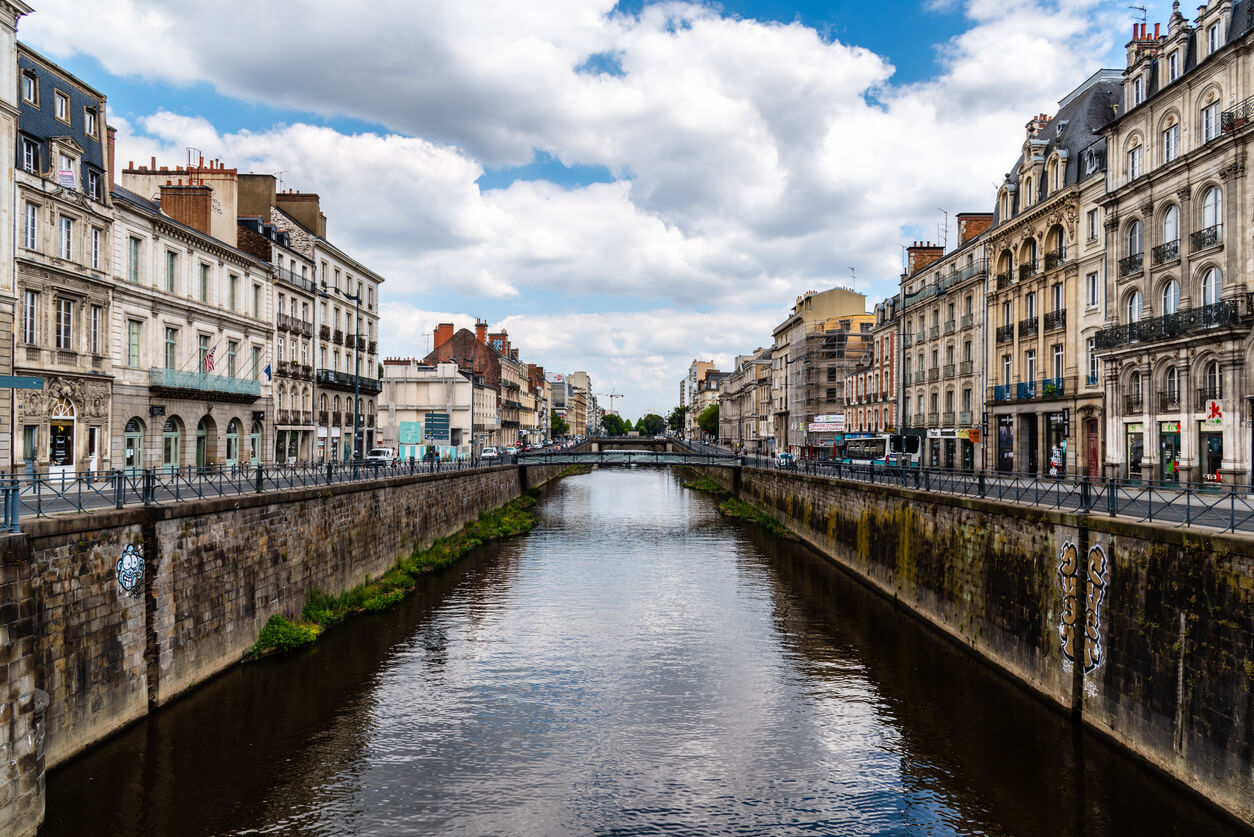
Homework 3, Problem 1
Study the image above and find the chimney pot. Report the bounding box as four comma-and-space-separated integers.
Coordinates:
1155, 22, 1160, 38
151, 156, 156, 169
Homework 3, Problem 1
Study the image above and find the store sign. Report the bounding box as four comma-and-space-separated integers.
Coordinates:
1160, 421, 1181, 434
927, 428, 958, 439
808, 422, 842, 433
813, 414, 844, 424
1126, 422, 1144, 433
1203, 400, 1224, 427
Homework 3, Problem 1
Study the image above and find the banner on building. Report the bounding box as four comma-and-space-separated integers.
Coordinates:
808, 422, 843, 433
399, 422, 423, 444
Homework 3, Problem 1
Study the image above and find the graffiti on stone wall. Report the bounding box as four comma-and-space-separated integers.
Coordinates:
1058, 540, 1108, 674
116, 543, 145, 595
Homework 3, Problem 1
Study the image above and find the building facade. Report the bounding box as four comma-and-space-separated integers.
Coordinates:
379, 358, 473, 459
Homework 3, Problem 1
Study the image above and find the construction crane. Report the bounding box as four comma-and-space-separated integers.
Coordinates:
596, 391, 624, 415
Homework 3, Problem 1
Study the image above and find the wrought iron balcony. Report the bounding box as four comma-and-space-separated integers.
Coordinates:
995, 272, 1012, 290
1158, 391, 1181, 413
926, 414, 939, 427
1093, 300, 1240, 349
1118, 252, 1143, 276
959, 360, 973, 375
993, 384, 1013, 402
366, 414, 376, 428
961, 314, 973, 329
1019, 261, 1038, 281
1044, 248, 1067, 270
1124, 395, 1143, 413
952, 258, 988, 282
944, 320, 956, 334
1221, 96, 1254, 132
148, 368, 261, 402
1197, 387, 1223, 409
914, 371, 926, 383
319, 409, 329, 425
331, 411, 342, 425
916, 332, 927, 344
1044, 309, 1066, 331
316, 368, 383, 394
1086, 373, 1099, 387
277, 313, 293, 332
333, 329, 345, 345
276, 267, 317, 294
942, 411, 955, 426
996, 324, 1015, 343
1191, 224, 1222, 251
903, 333, 914, 348
942, 363, 955, 378
319, 324, 331, 341
928, 368, 940, 381
1016, 381, 1036, 400
1041, 376, 1065, 398
1018, 317, 1038, 338
959, 410, 974, 425
1152, 239, 1180, 266
368, 340, 377, 355
929, 326, 940, 339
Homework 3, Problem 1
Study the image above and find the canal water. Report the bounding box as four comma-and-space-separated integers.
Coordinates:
40, 469, 1247, 836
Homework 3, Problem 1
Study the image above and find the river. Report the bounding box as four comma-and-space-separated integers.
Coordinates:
38, 468, 1248, 836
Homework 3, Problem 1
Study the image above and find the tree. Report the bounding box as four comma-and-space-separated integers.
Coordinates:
697, 403, 719, 438
667, 405, 688, 433
621, 417, 634, 432
551, 409, 569, 438
638, 413, 666, 435
600, 414, 627, 436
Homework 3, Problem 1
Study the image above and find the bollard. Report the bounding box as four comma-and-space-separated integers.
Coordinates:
255, 464, 264, 494
978, 471, 986, 498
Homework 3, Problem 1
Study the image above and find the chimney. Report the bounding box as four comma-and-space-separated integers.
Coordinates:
433, 322, 455, 350
906, 241, 945, 275
956, 212, 994, 245
158, 183, 213, 236
105, 125, 117, 191
275, 190, 326, 237
475, 319, 488, 344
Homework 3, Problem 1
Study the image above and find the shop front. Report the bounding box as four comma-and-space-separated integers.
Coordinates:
1199, 398, 1224, 483
1046, 411, 1068, 478
1159, 420, 1181, 485
926, 428, 958, 469
997, 416, 1014, 473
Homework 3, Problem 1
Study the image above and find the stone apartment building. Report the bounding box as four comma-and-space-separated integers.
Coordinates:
424, 320, 535, 450
1096, 3, 1254, 485
985, 71, 1121, 476
846, 294, 900, 439
14, 44, 113, 474
897, 215, 992, 470
718, 348, 770, 452
680, 359, 714, 436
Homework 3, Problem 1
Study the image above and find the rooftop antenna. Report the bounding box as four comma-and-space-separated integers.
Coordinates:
848, 266, 856, 284
422, 330, 432, 354
1129, 4, 1147, 26
937, 208, 949, 250
276, 170, 286, 192
186, 147, 202, 168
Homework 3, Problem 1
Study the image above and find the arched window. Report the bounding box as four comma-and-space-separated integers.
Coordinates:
1130, 370, 1143, 399
320, 393, 328, 410
162, 416, 183, 470
1162, 205, 1179, 244
1126, 219, 1143, 255
1161, 279, 1179, 315
1201, 266, 1222, 306
1165, 366, 1179, 401
226, 418, 241, 466
1205, 360, 1222, 397
124, 417, 145, 472
1127, 290, 1143, 322
1201, 186, 1222, 230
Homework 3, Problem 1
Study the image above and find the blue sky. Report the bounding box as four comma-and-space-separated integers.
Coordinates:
18, 0, 1165, 418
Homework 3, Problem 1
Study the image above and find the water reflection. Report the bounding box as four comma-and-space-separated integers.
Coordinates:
40, 469, 1247, 836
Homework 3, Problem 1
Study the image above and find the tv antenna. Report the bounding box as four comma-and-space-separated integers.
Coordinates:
937, 208, 949, 249
277, 170, 286, 192
1129, 5, 1147, 25
848, 266, 856, 283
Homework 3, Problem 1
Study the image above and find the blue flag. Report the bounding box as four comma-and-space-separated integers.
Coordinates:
263, 363, 272, 381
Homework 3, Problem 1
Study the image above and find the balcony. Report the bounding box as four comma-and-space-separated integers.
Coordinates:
960, 314, 974, 329
1043, 309, 1066, 331
942, 363, 955, 378
959, 360, 974, 375
927, 368, 939, 382
1044, 248, 1067, 271
952, 258, 988, 282
943, 320, 956, 334
1094, 300, 1241, 349
356, 335, 367, 351
995, 272, 1012, 290
1019, 261, 1038, 282
929, 326, 940, 339
926, 414, 939, 427
1197, 387, 1223, 409
276, 267, 317, 294
1118, 252, 1143, 277
148, 368, 261, 402
1040, 376, 1065, 398
1222, 96, 1254, 132
1124, 395, 1143, 413
316, 368, 383, 394
1152, 239, 1180, 266
993, 384, 1013, 402
996, 324, 1015, 343
916, 332, 927, 344
333, 329, 345, 345
958, 410, 973, 425
914, 371, 926, 384
277, 313, 293, 332
903, 333, 914, 348
366, 414, 376, 428
1190, 224, 1222, 252
502, 419, 521, 428
368, 340, 377, 355
1018, 317, 1038, 339
318, 409, 329, 425
319, 324, 331, 341
942, 411, 955, 426
1016, 381, 1036, 400
1159, 391, 1181, 413
502, 399, 521, 409
331, 411, 342, 425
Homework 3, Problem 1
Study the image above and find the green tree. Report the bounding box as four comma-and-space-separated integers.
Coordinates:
667, 405, 688, 433
697, 403, 719, 438
600, 414, 627, 436
551, 409, 569, 438
638, 414, 666, 435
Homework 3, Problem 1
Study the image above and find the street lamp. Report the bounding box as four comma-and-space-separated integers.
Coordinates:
320, 280, 365, 461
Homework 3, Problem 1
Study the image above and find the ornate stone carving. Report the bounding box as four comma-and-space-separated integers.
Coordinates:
1104, 214, 1120, 232
1219, 156, 1246, 181
18, 375, 110, 419
1177, 186, 1191, 202
1140, 199, 1154, 217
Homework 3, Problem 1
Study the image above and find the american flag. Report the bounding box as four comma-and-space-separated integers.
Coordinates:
204, 346, 216, 372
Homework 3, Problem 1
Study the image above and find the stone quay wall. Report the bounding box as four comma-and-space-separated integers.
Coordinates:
695, 465, 1254, 828
0, 463, 564, 837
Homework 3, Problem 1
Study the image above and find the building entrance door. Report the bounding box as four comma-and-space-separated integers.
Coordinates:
1020, 414, 1039, 474
1160, 422, 1181, 484
1086, 420, 1100, 481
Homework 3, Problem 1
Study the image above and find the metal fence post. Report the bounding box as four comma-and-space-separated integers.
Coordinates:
7, 478, 18, 532
143, 468, 155, 505
114, 470, 124, 509
1106, 477, 1116, 516
978, 470, 986, 498
255, 464, 264, 494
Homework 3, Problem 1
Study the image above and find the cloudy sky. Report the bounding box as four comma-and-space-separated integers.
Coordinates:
20, 0, 1172, 419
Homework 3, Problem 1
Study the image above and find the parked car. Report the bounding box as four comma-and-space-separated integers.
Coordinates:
504, 446, 519, 456
366, 447, 396, 464
481, 447, 500, 460
775, 452, 796, 469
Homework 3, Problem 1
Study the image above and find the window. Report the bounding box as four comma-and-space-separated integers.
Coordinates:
1163, 124, 1179, 163
165, 327, 178, 369
1132, 76, 1144, 106
1051, 282, 1063, 311
127, 320, 141, 367
1025, 349, 1036, 382
320, 301, 327, 324
963, 340, 972, 362
252, 346, 262, 381
22, 291, 36, 344
128, 237, 141, 283
86, 170, 100, 201
1166, 366, 1179, 399
1168, 51, 1180, 82
165, 251, 177, 293
1161, 279, 1180, 315
228, 274, 238, 310
20, 137, 37, 173
1206, 361, 1222, 396
58, 216, 72, 259
253, 284, 261, 318
368, 287, 375, 310
1026, 292, 1037, 319
198, 335, 210, 372
90, 227, 101, 269
84, 108, 98, 137
89, 305, 100, 354
20, 71, 35, 104
1002, 355, 1011, 386
1052, 344, 1064, 379
1203, 102, 1221, 142
23, 203, 36, 250
55, 298, 72, 350
1201, 186, 1222, 231
199, 263, 210, 302
1127, 144, 1142, 179
1086, 272, 1099, 307
54, 90, 68, 122
1162, 204, 1179, 245
1201, 266, 1222, 306
1087, 208, 1099, 241
1002, 300, 1012, 325
1127, 290, 1143, 322
1126, 219, 1143, 255
1087, 338, 1098, 382
1209, 22, 1221, 54
1131, 371, 1143, 400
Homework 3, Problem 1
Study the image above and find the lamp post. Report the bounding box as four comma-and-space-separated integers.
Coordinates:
320, 280, 365, 461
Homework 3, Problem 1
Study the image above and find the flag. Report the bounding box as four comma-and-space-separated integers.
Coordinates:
204, 346, 216, 372
263, 363, 272, 381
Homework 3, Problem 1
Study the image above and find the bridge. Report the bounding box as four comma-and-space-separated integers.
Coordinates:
518, 448, 741, 468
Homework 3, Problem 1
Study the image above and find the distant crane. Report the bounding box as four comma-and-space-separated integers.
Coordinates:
596, 391, 624, 415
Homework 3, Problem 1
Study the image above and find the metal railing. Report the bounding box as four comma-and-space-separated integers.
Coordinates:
1152, 239, 1180, 266
1191, 224, 1222, 251
1197, 387, 1223, 409
1016, 381, 1036, 400
149, 368, 261, 399
996, 272, 1012, 290
903, 334, 914, 348
1044, 309, 1066, 331
993, 384, 1013, 402
996, 324, 1015, 343
1040, 376, 1065, 398
1019, 261, 1038, 281
1119, 252, 1144, 276
1086, 373, 1099, 387
1018, 317, 1038, 338
961, 314, 974, 329
958, 410, 973, 425
944, 320, 956, 334
959, 360, 973, 374
1094, 300, 1240, 349
316, 368, 383, 394
927, 368, 940, 381
1044, 248, 1066, 270
1124, 394, 1143, 413
1159, 391, 1181, 412
942, 363, 955, 378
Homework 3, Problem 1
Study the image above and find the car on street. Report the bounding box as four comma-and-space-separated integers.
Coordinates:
366, 447, 396, 464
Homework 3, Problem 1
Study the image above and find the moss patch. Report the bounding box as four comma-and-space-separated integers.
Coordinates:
683, 477, 729, 495
559, 464, 594, 477
247, 492, 540, 660
718, 496, 798, 540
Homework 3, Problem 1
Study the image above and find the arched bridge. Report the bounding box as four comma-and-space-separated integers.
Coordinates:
518, 448, 742, 468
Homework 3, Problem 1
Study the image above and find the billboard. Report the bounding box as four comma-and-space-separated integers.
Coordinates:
399, 421, 423, 444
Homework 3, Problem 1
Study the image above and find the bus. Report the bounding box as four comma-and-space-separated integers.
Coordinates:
839, 434, 921, 467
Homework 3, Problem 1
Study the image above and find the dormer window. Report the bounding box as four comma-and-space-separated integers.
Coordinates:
53, 90, 69, 124
1085, 149, 1098, 176
1208, 22, 1221, 54
20, 71, 36, 105
20, 137, 38, 174
1133, 76, 1145, 106
1168, 51, 1180, 82
84, 108, 98, 138
57, 153, 75, 188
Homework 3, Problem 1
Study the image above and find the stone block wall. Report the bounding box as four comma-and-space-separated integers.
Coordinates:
696, 465, 1254, 827
0, 534, 44, 837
